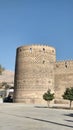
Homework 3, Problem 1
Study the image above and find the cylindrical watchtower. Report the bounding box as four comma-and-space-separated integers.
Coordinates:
14, 45, 56, 104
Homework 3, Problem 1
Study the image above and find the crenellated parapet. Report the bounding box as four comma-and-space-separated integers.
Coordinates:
16, 45, 56, 62
55, 60, 73, 74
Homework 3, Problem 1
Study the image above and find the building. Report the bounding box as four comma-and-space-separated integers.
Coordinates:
0, 70, 14, 99
14, 45, 73, 104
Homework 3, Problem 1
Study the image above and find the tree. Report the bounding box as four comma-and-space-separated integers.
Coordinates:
62, 87, 73, 109
43, 89, 54, 107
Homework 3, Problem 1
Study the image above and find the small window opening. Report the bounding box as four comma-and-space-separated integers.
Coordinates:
43, 60, 45, 64
30, 48, 32, 52
65, 62, 67, 68
65, 64, 67, 68
43, 48, 45, 52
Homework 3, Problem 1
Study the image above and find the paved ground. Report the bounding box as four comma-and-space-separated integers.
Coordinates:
0, 103, 73, 130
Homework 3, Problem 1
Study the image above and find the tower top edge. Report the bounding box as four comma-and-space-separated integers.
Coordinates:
17, 44, 55, 50
56, 59, 73, 63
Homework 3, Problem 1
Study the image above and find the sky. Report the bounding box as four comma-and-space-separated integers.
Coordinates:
0, 0, 73, 71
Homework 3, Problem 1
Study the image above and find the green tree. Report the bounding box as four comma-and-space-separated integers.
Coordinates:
43, 89, 54, 107
62, 87, 73, 109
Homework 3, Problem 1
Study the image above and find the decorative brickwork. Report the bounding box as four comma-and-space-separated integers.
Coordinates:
14, 45, 73, 104
54, 60, 73, 104
14, 45, 56, 104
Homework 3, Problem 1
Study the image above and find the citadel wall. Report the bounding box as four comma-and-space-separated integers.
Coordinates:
14, 44, 73, 104
14, 45, 56, 104
54, 60, 73, 103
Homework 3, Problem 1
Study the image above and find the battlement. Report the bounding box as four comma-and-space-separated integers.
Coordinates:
17, 44, 56, 55
54, 59, 73, 76
55, 60, 73, 70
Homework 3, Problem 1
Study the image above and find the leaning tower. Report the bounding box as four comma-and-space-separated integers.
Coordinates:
14, 45, 56, 104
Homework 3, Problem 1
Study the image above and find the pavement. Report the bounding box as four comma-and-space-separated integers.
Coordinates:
0, 103, 73, 130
